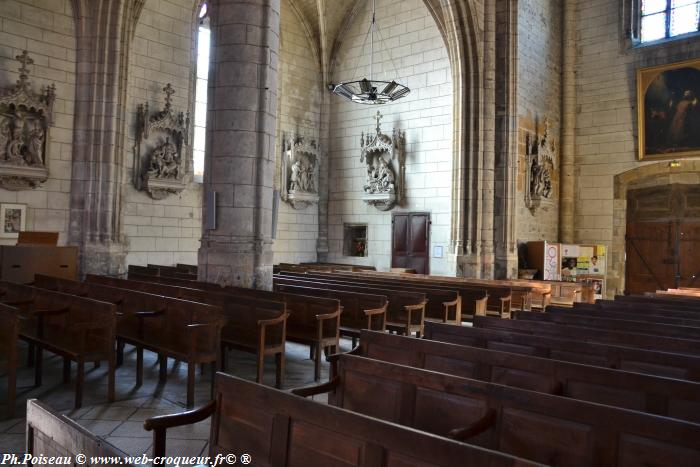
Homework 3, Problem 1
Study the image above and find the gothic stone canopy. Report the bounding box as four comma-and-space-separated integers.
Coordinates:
134, 83, 190, 200
280, 133, 320, 210
361, 111, 405, 211
0, 51, 55, 191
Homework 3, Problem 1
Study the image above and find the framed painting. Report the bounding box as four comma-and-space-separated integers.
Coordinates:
0, 203, 26, 239
638, 59, 700, 160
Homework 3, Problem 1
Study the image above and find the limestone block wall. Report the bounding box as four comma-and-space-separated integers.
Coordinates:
326, 0, 454, 274
573, 0, 700, 294
271, 0, 322, 264
0, 0, 75, 245
515, 0, 562, 245
123, 0, 202, 267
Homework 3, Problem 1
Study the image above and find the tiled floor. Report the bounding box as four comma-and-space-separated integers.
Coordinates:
0, 339, 342, 457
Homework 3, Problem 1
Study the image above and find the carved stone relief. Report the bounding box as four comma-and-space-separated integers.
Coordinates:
361, 111, 405, 211
134, 83, 189, 200
0, 51, 55, 190
525, 117, 556, 212
280, 133, 320, 209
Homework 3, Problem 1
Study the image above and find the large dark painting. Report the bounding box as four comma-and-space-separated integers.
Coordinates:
638, 60, 700, 160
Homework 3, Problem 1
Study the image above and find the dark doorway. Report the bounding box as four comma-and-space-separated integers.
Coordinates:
625, 184, 700, 294
392, 212, 430, 274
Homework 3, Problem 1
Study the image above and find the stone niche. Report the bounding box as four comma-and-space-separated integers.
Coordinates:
133, 84, 190, 200
280, 133, 320, 210
361, 111, 406, 211
0, 51, 55, 191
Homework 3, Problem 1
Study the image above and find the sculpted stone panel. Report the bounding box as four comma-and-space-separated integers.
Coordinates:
523, 117, 557, 213
0, 51, 55, 191
133, 83, 189, 200
280, 133, 320, 210
360, 111, 405, 211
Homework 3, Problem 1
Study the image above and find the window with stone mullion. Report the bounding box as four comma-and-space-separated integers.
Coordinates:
640, 0, 700, 42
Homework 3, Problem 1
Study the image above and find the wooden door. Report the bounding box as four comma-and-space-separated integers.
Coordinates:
392, 212, 430, 274
626, 220, 700, 294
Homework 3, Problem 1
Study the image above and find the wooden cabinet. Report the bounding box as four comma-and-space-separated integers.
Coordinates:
0, 246, 78, 283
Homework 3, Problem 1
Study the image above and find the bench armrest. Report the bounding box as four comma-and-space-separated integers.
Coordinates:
144, 401, 216, 458
363, 304, 387, 332
134, 309, 165, 318
258, 312, 289, 349
315, 307, 342, 344
292, 376, 340, 398
446, 409, 497, 442
441, 299, 459, 323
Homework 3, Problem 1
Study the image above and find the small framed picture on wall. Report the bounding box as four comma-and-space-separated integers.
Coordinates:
0, 204, 26, 239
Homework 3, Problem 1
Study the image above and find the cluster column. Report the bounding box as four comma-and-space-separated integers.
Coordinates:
198, 0, 280, 289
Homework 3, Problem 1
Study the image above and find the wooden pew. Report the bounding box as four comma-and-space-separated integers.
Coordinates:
278, 271, 488, 321
143, 373, 539, 466
342, 330, 700, 422
295, 354, 700, 466
34, 275, 222, 405
0, 282, 116, 409
147, 264, 198, 280
515, 310, 700, 341
127, 264, 159, 277
176, 263, 197, 274
0, 304, 18, 418
273, 276, 427, 337
424, 321, 700, 382
273, 282, 387, 345
475, 315, 700, 357
612, 294, 700, 310
41, 275, 287, 389
26, 399, 134, 464
549, 304, 700, 328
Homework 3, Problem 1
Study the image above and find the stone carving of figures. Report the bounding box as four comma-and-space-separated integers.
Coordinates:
26, 125, 44, 166
0, 117, 10, 160
290, 160, 301, 191
7, 112, 26, 165
377, 158, 395, 193
148, 138, 179, 179
530, 157, 542, 197
299, 162, 309, 192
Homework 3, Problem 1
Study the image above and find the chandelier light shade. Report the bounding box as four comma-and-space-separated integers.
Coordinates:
329, 0, 410, 105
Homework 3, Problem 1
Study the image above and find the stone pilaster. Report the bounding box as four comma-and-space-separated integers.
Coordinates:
559, 0, 577, 244
69, 0, 144, 276
198, 0, 280, 289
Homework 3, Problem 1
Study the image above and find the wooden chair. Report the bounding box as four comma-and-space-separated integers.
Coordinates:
27, 399, 133, 464
0, 304, 18, 418
143, 372, 541, 466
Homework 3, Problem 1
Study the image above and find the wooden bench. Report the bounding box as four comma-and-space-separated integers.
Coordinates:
176, 263, 197, 274
549, 304, 700, 328
0, 304, 18, 418
273, 282, 387, 345
27, 399, 134, 465
143, 372, 538, 466
40, 274, 288, 389
277, 274, 460, 324
273, 276, 427, 337
34, 275, 223, 406
423, 321, 700, 382
343, 329, 700, 422
283, 271, 500, 319
147, 264, 198, 280
613, 294, 700, 310
515, 310, 700, 341
0, 282, 116, 409
295, 354, 700, 466
475, 315, 700, 356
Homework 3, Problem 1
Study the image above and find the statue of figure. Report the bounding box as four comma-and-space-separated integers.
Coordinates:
377, 157, 395, 193
26, 125, 44, 166
0, 117, 10, 160
148, 138, 179, 179
299, 162, 309, 192
306, 162, 316, 192
290, 160, 301, 191
7, 112, 26, 165
530, 157, 542, 196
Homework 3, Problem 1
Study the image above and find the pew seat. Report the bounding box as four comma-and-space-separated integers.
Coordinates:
0, 304, 18, 418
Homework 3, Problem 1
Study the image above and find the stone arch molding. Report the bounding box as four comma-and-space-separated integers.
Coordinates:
611, 160, 700, 295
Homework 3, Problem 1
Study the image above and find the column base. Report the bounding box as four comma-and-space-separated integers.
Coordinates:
80, 242, 127, 278
198, 239, 273, 290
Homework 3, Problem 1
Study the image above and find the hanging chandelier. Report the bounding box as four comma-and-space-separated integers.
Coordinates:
328, 0, 410, 105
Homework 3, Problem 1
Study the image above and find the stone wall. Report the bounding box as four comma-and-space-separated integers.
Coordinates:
573, 0, 700, 294
326, 0, 454, 274
0, 0, 75, 245
271, 0, 322, 265
122, 0, 202, 267
515, 0, 562, 245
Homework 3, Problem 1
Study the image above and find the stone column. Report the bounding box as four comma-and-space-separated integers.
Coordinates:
198, 0, 280, 289
69, 0, 144, 276
559, 0, 576, 243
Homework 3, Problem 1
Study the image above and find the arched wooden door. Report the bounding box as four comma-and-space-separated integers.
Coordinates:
625, 185, 700, 294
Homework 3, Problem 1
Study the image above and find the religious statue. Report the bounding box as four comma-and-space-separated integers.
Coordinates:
147, 137, 180, 179
280, 134, 320, 209
0, 50, 54, 189
359, 111, 405, 211
525, 117, 557, 212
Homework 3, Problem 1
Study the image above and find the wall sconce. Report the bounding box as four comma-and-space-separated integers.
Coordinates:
669, 160, 681, 168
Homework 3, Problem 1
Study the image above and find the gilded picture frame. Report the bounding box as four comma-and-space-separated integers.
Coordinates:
637, 58, 700, 160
